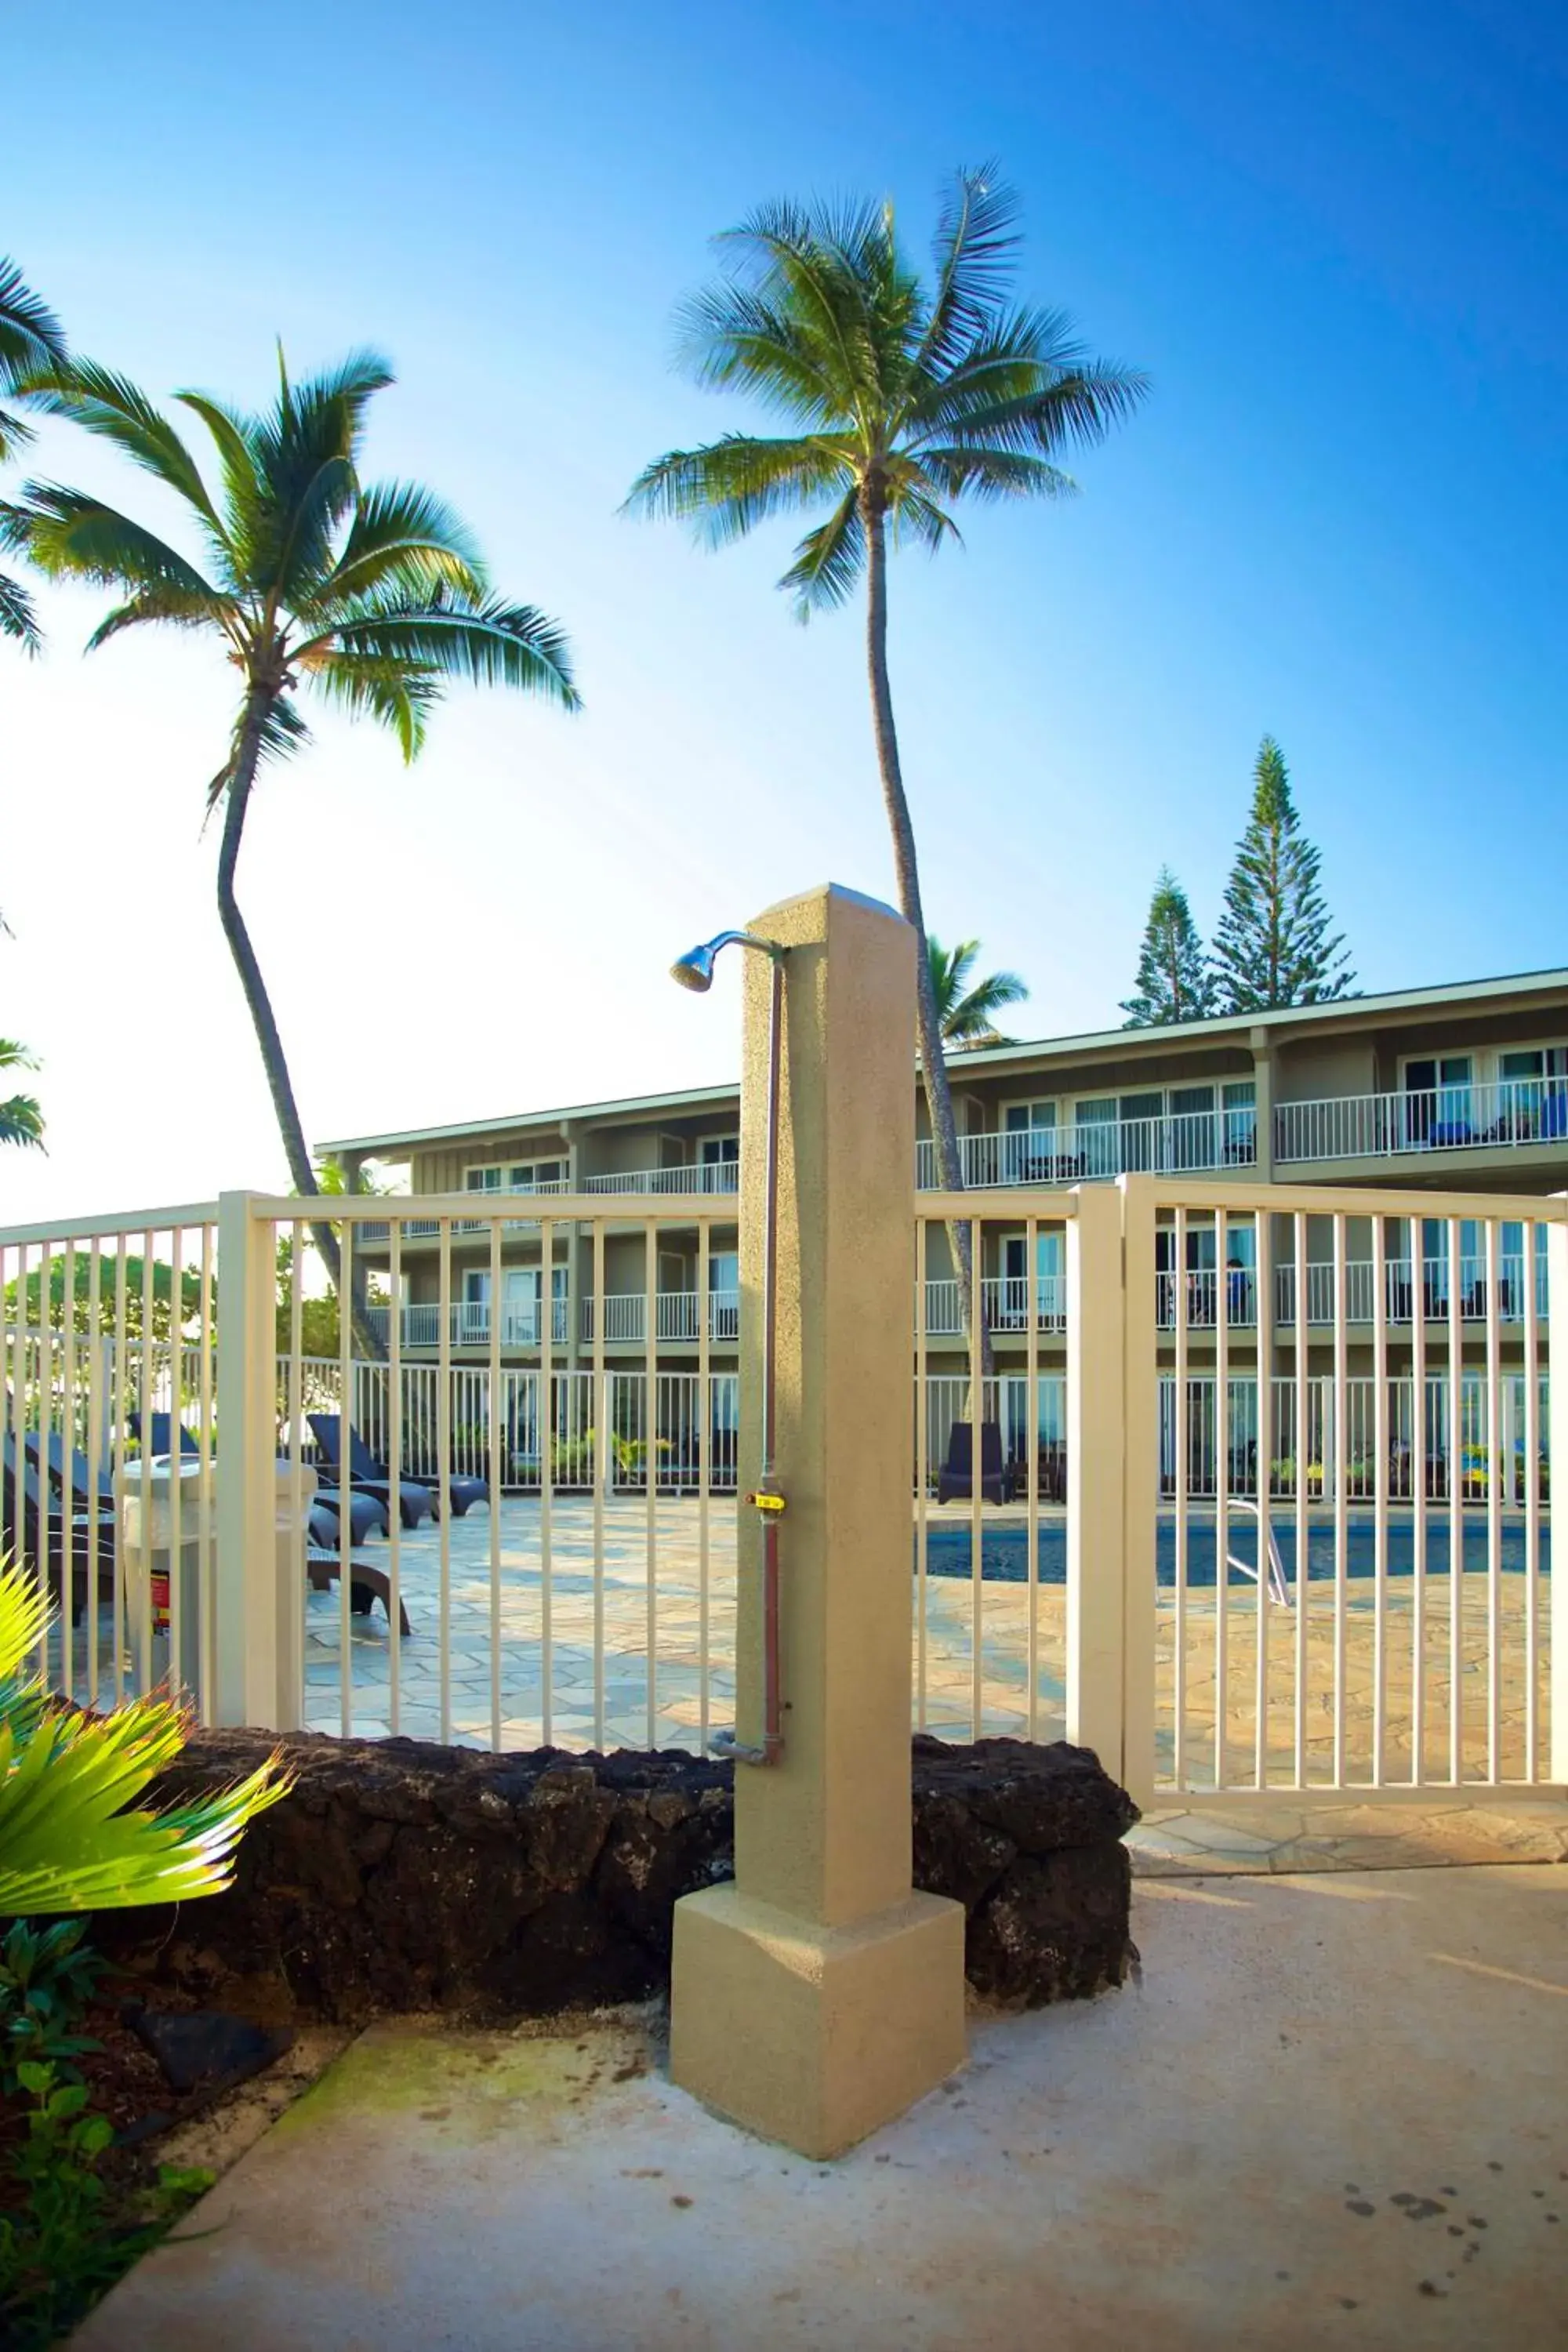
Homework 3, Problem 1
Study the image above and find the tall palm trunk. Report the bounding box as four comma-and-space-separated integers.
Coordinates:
862, 499, 992, 1389
216, 684, 385, 1363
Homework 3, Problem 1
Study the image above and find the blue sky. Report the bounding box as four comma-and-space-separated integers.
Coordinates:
2, 0, 1564, 1216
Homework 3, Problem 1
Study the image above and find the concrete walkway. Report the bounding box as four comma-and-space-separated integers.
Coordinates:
75, 1863, 1568, 2352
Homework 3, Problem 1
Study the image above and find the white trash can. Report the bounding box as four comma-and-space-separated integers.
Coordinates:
118, 1457, 318, 1701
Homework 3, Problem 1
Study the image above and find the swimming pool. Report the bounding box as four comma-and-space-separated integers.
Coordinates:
916, 1519, 1552, 1587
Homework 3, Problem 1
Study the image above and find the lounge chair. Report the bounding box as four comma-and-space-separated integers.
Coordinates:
129, 1412, 200, 1459
305, 1505, 411, 1634
307, 1415, 466, 1523
1, 1435, 116, 1622
936, 1421, 1011, 1505
24, 1428, 115, 1512
126, 1414, 391, 1541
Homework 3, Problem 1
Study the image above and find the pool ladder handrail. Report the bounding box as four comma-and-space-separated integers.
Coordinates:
1226, 1497, 1292, 1608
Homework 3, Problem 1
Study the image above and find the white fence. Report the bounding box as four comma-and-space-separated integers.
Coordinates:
2, 1176, 1563, 1804
1276, 1078, 1568, 1166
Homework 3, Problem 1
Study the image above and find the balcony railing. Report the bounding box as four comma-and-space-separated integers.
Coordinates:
920, 1275, 1067, 1337
582, 1163, 739, 1196
580, 1291, 741, 1344
1275, 1079, 1568, 1166
1156, 1253, 1547, 1331
916, 1110, 1257, 1192
366, 1300, 572, 1348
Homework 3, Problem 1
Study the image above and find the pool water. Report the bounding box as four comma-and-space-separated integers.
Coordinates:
917, 1519, 1552, 1587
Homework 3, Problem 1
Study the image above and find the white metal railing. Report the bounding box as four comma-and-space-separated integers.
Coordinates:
1142, 1174, 1562, 1802
366, 1300, 572, 1348
920, 1274, 1067, 1337
1275, 1078, 1568, 1166
579, 1291, 741, 1344
917, 1109, 1258, 1191
1156, 1249, 1549, 1330
582, 1163, 739, 1196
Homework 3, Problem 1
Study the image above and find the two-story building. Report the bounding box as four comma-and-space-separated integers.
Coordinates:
322, 964, 1568, 1499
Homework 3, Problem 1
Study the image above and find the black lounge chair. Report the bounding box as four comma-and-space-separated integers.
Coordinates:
127, 1414, 390, 1541
1, 1435, 116, 1623
308, 1414, 472, 1523
305, 1504, 411, 1634
24, 1428, 115, 1513
129, 1412, 201, 1459
936, 1421, 1011, 1505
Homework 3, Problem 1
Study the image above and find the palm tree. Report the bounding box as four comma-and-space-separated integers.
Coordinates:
0, 1038, 43, 1150
0, 256, 67, 652
929, 935, 1028, 1051
15, 352, 578, 1348
0, 1557, 285, 1914
626, 163, 1145, 1236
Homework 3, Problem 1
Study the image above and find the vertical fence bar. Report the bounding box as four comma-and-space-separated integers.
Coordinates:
1410, 1216, 1428, 1787
1548, 1208, 1568, 1787
1214, 1208, 1230, 1791
337, 1218, 354, 1738
968, 1212, 984, 1740
387, 1218, 403, 1737
437, 1219, 453, 1746
1025, 1212, 1040, 1744
1066, 1185, 1129, 1784
1292, 1213, 1309, 1786
1370, 1212, 1388, 1786
914, 1218, 929, 1733
488, 1215, 503, 1751
1447, 1216, 1465, 1784
1331, 1214, 1349, 1784
644, 1217, 659, 1748
215, 1195, 289, 1728
1484, 1216, 1503, 1782
592, 1218, 606, 1749
1522, 1223, 1541, 1782
197, 1222, 216, 1724
1254, 1210, 1272, 1788
539, 1215, 555, 1748
1121, 1181, 1158, 1811
59, 1241, 76, 1701
112, 1243, 129, 1707
286, 1218, 305, 1730
85, 1240, 104, 1711
697, 1217, 711, 1751
137, 1238, 154, 1697
1173, 1207, 1189, 1790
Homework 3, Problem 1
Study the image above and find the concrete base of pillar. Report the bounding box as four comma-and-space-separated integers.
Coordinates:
669, 1882, 967, 2158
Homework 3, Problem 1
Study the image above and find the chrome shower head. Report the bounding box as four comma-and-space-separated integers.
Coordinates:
669, 930, 787, 991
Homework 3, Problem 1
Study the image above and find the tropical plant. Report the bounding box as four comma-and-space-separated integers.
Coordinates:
0, 1555, 287, 1915
0, 1917, 107, 2093
1210, 737, 1354, 1014
928, 935, 1028, 1050
13, 350, 579, 1351
5, 1251, 200, 1341
1120, 869, 1214, 1027
626, 162, 1145, 1301
0, 257, 67, 654
0, 1036, 44, 1149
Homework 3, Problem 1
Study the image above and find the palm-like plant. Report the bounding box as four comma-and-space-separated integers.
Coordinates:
0, 256, 67, 652
928, 935, 1028, 1051
626, 164, 1145, 1215
0, 1557, 285, 1914
14, 352, 578, 1346
0, 1038, 43, 1151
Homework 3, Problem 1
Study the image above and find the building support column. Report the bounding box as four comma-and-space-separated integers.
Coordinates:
670, 884, 966, 2157
1250, 1026, 1276, 1181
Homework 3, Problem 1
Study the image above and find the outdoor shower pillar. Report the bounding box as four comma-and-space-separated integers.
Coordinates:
670, 884, 966, 2158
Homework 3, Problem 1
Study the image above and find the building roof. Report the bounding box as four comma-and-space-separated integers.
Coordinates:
318, 964, 1568, 1160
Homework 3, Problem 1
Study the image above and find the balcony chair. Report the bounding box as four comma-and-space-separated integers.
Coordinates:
936, 1421, 1011, 1505
306, 1415, 448, 1526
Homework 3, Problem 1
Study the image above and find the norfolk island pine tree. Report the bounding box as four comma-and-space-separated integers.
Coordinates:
1120, 869, 1214, 1027
1210, 736, 1354, 1014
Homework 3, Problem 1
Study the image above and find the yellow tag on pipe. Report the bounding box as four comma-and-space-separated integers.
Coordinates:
746, 1490, 787, 1515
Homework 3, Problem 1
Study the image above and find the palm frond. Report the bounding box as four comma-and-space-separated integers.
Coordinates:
778, 488, 864, 616
673, 283, 844, 423
624, 434, 854, 545
0, 258, 67, 405
719, 200, 886, 416
307, 479, 486, 610
173, 390, 267, 564
303, 592, 579, 708
916, 446, 1077, 503
16, 482, 225, 602
83, 581, 235, 652
916, 163, 1022, 376
205, 692, 310, 817
308, 652, 440, 760
0, 566, 41, 654
886, 477, 961, 554
0, 1094, 45, 1149
27, 362, 225, 537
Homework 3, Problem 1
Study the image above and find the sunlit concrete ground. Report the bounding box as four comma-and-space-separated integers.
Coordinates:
74, 1862, 1568, 2352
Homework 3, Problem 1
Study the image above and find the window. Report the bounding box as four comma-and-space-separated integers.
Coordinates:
464, 1159, 564, 1194
1004, 1100, 1057, 1131
1403, 1058, 1474, 1147
1168, 1085, 1216, 1172
699, 1136, 739, 1164
1222, 1080, 1257, 1163
1001, 1102, 1058, 1181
